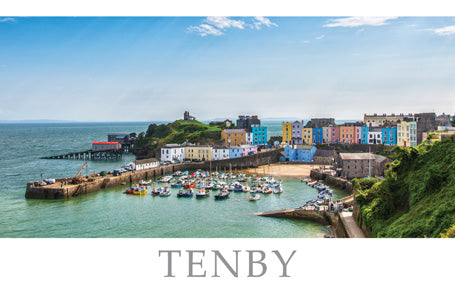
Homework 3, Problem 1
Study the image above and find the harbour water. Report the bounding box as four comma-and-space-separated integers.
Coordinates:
0, 121, 348, 238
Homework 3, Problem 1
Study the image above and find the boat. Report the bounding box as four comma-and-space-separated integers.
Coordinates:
159, 188, 171, 197
273, 186, 283, 194
234, 183, 243, 192
171, 182, 183, 188
139, 180, 152, 186
133, 186, 147, 195
177, 188, 193, 198
151, 187, 162, 196
124, 184, 139, 194
215, 189, 230, 200
196, 189, 209, 198
183, 182, 196, 189
249, 193, 260, 201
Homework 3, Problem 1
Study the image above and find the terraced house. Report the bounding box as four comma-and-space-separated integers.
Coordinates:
282, 122, 292, 144
221, 129, 247, 147
184, 146, 213, 161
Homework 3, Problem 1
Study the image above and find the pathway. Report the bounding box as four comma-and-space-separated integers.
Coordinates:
340, 211, 366, 238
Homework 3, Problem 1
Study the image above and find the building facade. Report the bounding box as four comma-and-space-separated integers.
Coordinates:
92, 142, 121, 152
361, 126, 370, 144
291, 121, 304, 145
302, 127, 313, 144
240, 145, 258, 156
221, 129, 247, 147
312, 127, 323, 144
323, 126, 332, 144
160, 144, 186, 162
397, 120, 418, 147
212, 145, 230, 160
382, 127, 397, 145
236, 115, 261, 130
252, 125, 267, 145
284, 145, 317, 162
282, 122, 292, 144
368, 128, 383, 144
314, 149, 337, 165
184, 146, 213, 161
229, 147, 243, 158
339, 153, 376, 179
339, 126, 355, 144
133, 158, 160, 170
364, 113, 412, 126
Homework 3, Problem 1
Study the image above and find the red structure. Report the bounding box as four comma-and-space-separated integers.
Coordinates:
92, 142, 121, 152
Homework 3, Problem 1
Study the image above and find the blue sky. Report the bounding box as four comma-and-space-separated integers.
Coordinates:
0, 17, 454, 121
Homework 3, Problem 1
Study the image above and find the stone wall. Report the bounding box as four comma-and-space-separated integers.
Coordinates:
309, 170, 353, 193
316, 143, 385, 153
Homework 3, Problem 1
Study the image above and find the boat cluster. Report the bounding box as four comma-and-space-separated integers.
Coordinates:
123, 170, 283, 201
299, 178, 334, 208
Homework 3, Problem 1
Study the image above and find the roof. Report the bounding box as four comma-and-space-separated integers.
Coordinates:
339, 153, 375, 160
92, 142, 120, 145
212, 145, 229, 149
314, 149, 335, 157
374, 154, 389, 163
134, 158, 159, 165
288, 145, 315, 150
223, 129, 247, 133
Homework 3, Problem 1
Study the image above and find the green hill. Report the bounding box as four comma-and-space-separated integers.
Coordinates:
132, 120, 229, 159
354, 137, 455, 238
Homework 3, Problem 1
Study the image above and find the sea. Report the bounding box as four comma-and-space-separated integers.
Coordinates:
0, 121, 348, 238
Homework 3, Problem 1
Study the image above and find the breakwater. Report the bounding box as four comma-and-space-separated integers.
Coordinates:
310, 170, 353, 193
25, 149, 282, 199
257, 208, 350, 238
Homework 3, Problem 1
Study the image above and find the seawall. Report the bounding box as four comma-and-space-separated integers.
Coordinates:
257, 209, 350, 238
25, 149, 282, 199
310, 170, 353, 193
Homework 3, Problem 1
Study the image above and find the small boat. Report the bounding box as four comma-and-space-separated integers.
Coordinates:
171, 182, 183, 188
177, 188, 193, 198
159, 189, 171, 197
184, 182, 196, 189
151, 187, 162, 195
124, 184, 139, 194
273, 186, 283, 194
139, 180, 152, 186
249, 193, 260, 201
234, 183, 243, 192
215, 189, 230, 200
133, 186, 147, 195
196, 189, 209, 198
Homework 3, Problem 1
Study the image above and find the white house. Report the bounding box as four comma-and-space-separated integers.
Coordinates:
131, 158, 160, 171
212, 145, 230, 160
368, 129, 382, 144
161, 144, 185, 162
245, 132, 253, 145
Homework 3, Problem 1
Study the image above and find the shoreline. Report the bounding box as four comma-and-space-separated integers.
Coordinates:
241, 163, 335, 178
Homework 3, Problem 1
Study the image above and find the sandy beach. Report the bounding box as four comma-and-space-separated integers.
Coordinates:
242, 163, 330, 178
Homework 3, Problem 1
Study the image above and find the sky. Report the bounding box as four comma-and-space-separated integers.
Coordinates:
0, 16, 454, 122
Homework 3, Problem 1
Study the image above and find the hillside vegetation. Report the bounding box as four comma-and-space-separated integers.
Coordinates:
133, 120, 228, 159
354, 137, 455, 238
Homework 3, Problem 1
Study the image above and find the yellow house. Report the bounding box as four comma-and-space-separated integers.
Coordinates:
221, 129, 247, 147
302, 127, 313, 144
184, 146, 213, 161
397, 120, 417, 147
282, 122, 292, 144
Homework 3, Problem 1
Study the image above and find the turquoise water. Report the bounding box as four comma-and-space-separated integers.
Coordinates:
0, 122, 347, 238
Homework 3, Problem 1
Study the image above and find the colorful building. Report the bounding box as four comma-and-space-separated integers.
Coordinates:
252, 125, 267, 145
284, 145, 317, 162
229, 147, 243, 158
184, 146, 213, 161
282, 122, 292, 144
339, 126, 355, 144
240, 145, 258, 156
368, 128, 382, 144
291, 121, 304, 145
397, 120, 418, 147
361, 126, 370, 144
382, 127, 397, 145
92, 142, 121, 152
354, 126, 363, 144
322, 127, 332, 144
302, 127, 313, 144
312, 128, 323, 144
364, 113, 413, 126
221, 129, 247, 147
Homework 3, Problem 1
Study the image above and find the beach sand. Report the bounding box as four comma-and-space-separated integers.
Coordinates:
241, 163, 329, 178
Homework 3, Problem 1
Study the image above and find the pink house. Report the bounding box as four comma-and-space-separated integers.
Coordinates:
354, 126, 362, 144
240, 145, 258, 156
330, 127, 340, 143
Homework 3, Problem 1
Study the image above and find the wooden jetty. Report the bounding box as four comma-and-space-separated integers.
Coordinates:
41, 149, 124, 160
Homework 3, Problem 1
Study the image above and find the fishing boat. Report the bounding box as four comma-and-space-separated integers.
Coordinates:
133, 186, 147, 195
151, 187, 162, 196
124, 184, 139, 194
196, 189, 209, 198
273, 186, 283, 194
242, 185, 251, 193
234, 183, 243, 192
249, 193, 260, 201
177, 188, 193, 198
159, 188, 171, 197
183, 182, 196, 189
215, 189, 230, 200
171, 182, 183, 188
139, 180, 152, 186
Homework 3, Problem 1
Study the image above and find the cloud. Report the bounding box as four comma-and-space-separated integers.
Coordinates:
324, 17, 398, 27
206, 16, 245, 30
315, 35, 325, 40
253, 17, 278, 29
188, 17, 277, 36
0, 17, 16, 23
429, 25, 455, 36
187, 24, 223, 37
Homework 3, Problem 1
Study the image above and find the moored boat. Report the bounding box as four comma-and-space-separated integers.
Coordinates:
215, 189, 230, 200
249, 193, 260, 201
196, 189, 209, 198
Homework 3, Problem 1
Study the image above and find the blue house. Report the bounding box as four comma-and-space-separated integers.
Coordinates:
229, 147, 242, 158
284, 145, 317, 162
382, 127, 397, 145
312, 128, 323, 144
361, 126, 370, 144
252, 126, 267, 145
